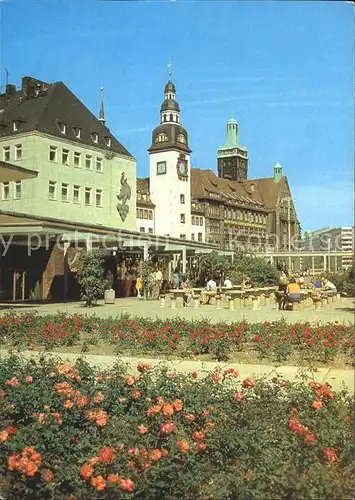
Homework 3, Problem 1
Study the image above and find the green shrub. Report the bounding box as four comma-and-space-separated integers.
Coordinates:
76, 249, 107, 307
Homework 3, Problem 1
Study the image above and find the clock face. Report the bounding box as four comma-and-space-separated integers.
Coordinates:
157, 161, 167, 175
179, 162, 187, 176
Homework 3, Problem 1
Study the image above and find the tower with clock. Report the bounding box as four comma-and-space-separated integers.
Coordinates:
148, 66, 192, 239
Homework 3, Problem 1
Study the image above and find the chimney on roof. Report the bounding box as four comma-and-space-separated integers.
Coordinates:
5, 84, 16, 98
21, 76, 47, 99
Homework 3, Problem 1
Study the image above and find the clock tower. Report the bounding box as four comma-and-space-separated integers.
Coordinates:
148, 70, 192, 239
217, 118, 248, 181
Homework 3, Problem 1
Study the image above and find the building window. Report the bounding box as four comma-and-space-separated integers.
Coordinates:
73, 127, 81, 138
180, 194, 185, 204
74, 152, 81, 167
85, 155, 92, 169
73, 185, 80, 204
14, 144, 22, 160
49, 146, 57, 162
198, 233, 203, 242
91, 133, 98, 143
3, 146, 10, 162
148, 210, 153, 220
85, 188, 92, 205
48, 181, 56, 200
163, 114, 167, 122
61, 183, 69, 202
3, 182, 10, 200
105, 137, 111, 147
62, 149, 69, 165
148, 228, 153, 234
58, 123, 66, 134
180, 214, 185, 224
143, 209, 148, 220
200, 217, 203, 226
96, 189, 102, 207
192, 215, 195, 225
180, 234, 186, 240
140, 227, 145, 233
170, 114, 173, 122
177, 134, 185, 143
191, 234, 195, 241
96, 157, 103, 172
14, 181, 21, 199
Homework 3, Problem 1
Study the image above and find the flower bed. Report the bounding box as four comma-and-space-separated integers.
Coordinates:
0, 355, 354, 499
0, 311, 354, 364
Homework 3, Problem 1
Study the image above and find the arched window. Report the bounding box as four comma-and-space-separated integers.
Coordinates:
163, 114, 167, 122
170, 114, 173, 122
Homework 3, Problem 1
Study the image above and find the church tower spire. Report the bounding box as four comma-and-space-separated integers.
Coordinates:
98, 87, 105, 126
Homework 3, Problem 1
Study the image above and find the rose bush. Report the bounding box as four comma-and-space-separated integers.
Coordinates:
0, 312, 353, 365
0, 355, 354, 499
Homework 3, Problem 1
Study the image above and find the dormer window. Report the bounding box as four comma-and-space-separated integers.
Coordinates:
105, 136, 111, 147
91, 132, 98, 143
73, 127, 81, 139
177, 134, 185, 144
13, 121, 19, 132
58, 122, 66, 134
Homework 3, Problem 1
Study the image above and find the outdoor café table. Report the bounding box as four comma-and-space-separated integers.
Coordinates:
226, 290, 244, 310
168, 289, 185, 308
200, 290, 217, 305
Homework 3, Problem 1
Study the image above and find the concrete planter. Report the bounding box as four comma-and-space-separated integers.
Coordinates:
104, 289, 115, 304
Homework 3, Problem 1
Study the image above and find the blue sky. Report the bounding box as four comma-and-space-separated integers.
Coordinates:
0, 1, 353, 232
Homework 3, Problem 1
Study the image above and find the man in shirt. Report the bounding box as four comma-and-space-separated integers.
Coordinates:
323, 279, 337, 292
206, 278, 217, 291
223, 278, 232, 289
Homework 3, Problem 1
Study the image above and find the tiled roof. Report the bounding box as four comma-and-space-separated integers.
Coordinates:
0, 77, 134, 159
244, 177, 284, 209
191, 169, 266, 210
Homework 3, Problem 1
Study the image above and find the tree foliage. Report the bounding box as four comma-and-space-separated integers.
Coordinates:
76, 249, 107, 307
196, 251, 279, 287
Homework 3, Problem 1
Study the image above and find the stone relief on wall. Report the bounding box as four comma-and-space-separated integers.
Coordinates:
116, 172, 131, 222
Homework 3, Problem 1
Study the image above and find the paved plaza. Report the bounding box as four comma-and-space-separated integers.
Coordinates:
1, 296, 353, 324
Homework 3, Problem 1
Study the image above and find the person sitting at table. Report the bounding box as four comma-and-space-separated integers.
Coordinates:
242, 274, 251, 290
323, 279, 337, 293
201, 277, 217, 304
223, 277, 232, 289
286, 278, 301, 304
314, 278, 322, 288
279, 271, 288, 293
206, 277, 217, 292
181, 276, 193, 307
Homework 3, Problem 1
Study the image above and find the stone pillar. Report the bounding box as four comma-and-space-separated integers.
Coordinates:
182, 246, 187, 275
323, 255, 326, 272
143, 242, 149, 261
312, 256, 315, 274
85, 237, 92, 252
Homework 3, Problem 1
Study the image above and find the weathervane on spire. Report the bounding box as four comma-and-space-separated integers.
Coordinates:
168, 57, 172, 81
99, 86, 105, 126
